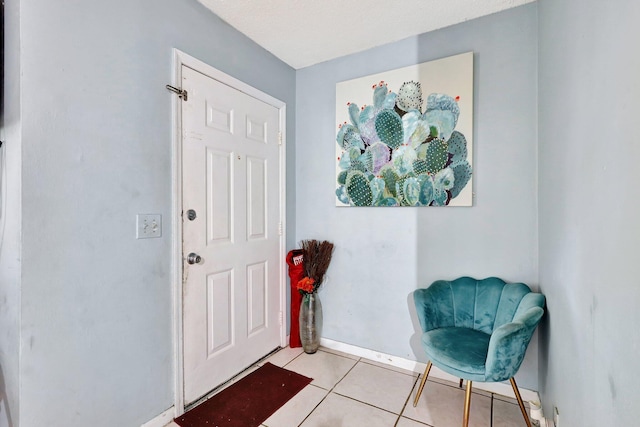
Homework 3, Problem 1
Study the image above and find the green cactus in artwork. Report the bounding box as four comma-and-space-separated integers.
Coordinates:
375, 109, 403, 150
335, 185, 349, 204
348, 103, 361, 127
373, 85, 388, 109
337, 170, 348, 185
394, 176, 420, 206
392, 145, 417, 176
346, 170, 373, 206
403, 177, 420, 206
395, 177, 407, 206
369, 177, 386, 204
418, 175, 434, 206
412, 159, 428, 175
337, 79, 472, 206
336, 124, 364, 151
408, 120, 430, 149
424, 93, 460, 142
396, 81, 423, 113
447, 131, 468, 164
349, 159, 367, 173
379, 165, 400, 198
359, 143, 391, 175
425, 139, 448, 174
450, 161, 472, 199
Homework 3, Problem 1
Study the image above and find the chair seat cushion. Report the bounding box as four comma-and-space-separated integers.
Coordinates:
422, 327, 490, 379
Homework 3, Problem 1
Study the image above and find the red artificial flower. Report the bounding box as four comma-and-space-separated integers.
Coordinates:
297, 277, 316, 294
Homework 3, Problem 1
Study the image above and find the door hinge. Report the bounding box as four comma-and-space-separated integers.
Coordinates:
278, 132, 283, 146
278, 221, 283, 236
166, 84, 188, 101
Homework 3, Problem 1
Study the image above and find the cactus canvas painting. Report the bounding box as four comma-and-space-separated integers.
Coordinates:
335, 52, 473, 207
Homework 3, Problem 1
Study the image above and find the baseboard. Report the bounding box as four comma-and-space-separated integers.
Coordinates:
319, 337, 540, 404
141, 406, 175, 427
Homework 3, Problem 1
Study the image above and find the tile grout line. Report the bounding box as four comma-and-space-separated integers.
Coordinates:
394, 374, 418, 427
400, 373, 436, 427
294, 351, 363, 427
330, 361, 432, 426
490, 393, 494, 427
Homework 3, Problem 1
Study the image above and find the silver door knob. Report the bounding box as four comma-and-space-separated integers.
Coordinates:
187, 253, 202, 265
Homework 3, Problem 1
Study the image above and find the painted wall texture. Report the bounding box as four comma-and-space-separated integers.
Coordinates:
6, 0, 296, 426
538, 0, 640, 424
0, 0, 22, 425
296, 4, 540, 389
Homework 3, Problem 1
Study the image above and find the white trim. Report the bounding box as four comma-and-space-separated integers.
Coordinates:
170, 48, 287, 414
170, 48, 185, 417
278, 105, 287, 348
141, 406, 175, 427
320, 338, 540, 403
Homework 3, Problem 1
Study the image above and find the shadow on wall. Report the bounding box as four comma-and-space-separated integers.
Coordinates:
0, 363, 14, 427
407, 291, 425, 362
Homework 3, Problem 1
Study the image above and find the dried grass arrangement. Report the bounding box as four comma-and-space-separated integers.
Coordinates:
298, 240, 334, 294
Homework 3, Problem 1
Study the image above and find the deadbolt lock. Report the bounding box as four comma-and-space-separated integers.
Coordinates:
187, 209, 197, 221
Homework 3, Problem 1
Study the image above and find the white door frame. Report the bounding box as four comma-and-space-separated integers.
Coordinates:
170, 49, 287, 415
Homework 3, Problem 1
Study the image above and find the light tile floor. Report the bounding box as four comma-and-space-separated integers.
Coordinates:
168, 346, 532, 427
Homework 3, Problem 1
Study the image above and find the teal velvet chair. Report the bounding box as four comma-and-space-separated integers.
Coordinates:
413, 277, 545, 427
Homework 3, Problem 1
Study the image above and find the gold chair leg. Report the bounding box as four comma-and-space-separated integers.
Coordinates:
462, 380, 473, 427
413, 361, 432, 407
510, 377, 532, 427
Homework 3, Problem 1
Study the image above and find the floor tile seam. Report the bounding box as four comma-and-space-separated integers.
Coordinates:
394, 374, 421, 427
402, 375, 493, 427
331, 364, 419, 420
293, 387, 332, 427
490, 393, 494, 427
281, 349, 306, 368
318, 347, 361, 361
401, 412, 437, 426
329, 355, 362, 391
358, 358, 418, 378
317, 348, 361, 362
294, 354, 362, 426
331, 390, 403, 418
423, 376, 490, 397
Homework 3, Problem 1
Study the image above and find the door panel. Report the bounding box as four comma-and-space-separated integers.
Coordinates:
181, 65, 282, 404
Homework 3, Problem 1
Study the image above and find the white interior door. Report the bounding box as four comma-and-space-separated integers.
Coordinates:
181, 65, 283, 404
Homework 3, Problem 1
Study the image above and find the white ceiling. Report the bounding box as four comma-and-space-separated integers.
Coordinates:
198, 0, 535, 69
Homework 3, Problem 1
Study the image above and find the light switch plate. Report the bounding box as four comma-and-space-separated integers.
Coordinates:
136, 214, 162, 239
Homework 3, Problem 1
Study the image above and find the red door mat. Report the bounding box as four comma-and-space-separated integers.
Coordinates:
175, 362, 313, 427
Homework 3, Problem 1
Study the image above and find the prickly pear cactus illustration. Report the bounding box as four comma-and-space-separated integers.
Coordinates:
424, 93, 460, 141
447, 131, 468, 163
336, 124, 364, 151
337, 78, 472, 206
379, 165, 399, 198
345, 170, 373, 206
412, 159, 428, 175
375, 109, 403, 150
348, 103, 361, 127
369, 177, 386, 204
425, 139, 448, 174
450, 161, 472, 199
359, 143, 391, 175
396, 81, 423, 113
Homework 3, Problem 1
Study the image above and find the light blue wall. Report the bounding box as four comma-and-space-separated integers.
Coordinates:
0, 1, 22, 425
16, 1, 295, 426
296, 4, 540, 389
538, 0, 640, 424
